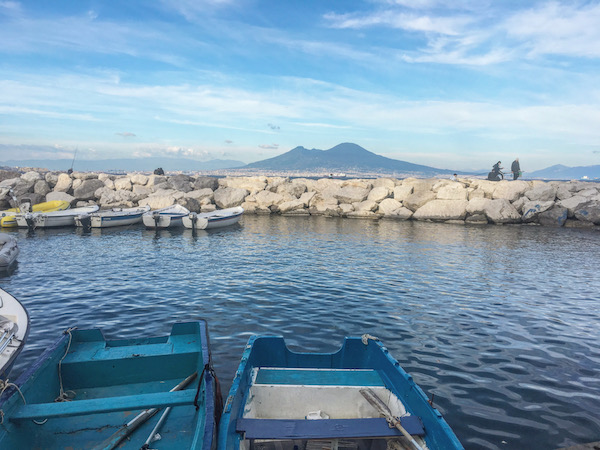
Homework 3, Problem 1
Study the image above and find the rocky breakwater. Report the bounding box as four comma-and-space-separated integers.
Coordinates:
1, 171, 599, 228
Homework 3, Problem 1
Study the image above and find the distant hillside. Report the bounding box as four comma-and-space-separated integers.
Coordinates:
243, 143, 455, 176
528, 164, 600, 180
0, 157, 245, 172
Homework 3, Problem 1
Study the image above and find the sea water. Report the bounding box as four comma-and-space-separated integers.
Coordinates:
1, 215, 599, 449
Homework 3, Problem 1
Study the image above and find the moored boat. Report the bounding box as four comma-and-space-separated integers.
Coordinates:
182, 206, 244, 230
0, 200, 71, 228
219, 335, 463, 450
14, 205, 99, 229
0, 321, 217, 449
0, 288, 30, 381
0, 234, 19, 270
143, 204, 190, 229
74, 205, 150, 229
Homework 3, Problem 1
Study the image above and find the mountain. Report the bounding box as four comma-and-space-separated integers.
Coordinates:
243, 143, 455, 176
528, 164, 600, 180
0, 157, 245, 172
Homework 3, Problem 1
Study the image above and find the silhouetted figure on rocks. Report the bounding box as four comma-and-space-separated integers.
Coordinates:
154, 167, 164, 175
511, 158, 521, 180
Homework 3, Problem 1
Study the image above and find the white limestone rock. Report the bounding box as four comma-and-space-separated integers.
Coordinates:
114, 177, 133, 191
353, 200, 378, 212
467, 198, 521, 223
367, 186, 390, 202
184, 188, 214, 202
524, 184, 556, 202
146, 175, 167, 186
372, 178, 397, 189
334, 186, 370, 204
403, 191, 436, 212
22, 171, 42, 182
34, 180, 51, 196
436, 184, 468, 200
521, 201, 555, 222
54, 173, 73, 192
45, 172, 59, 187
276, 182, 307, 198
278, 199, 306, 214
138, 194, 179, 210
413, 199, 468, 221
219, 176, 267, 194
130, 174, 149, 185
213, 187, 248, 208
492, 180, 530, 202
46, 191, 75, 205
557, 195, 589, 217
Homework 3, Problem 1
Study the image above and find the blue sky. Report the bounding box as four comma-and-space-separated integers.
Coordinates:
1, 0, 599, 172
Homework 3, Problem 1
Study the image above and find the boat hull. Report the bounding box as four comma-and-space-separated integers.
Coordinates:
182, 207, 244, 230
0, 234, 19, 269
15, 205, 99, 228
219, 336, 463, 450
143, 205, 190, 229
0, 288, 30, 380
0, 321, 216, 450
1, 200, 70, 228
74, 206, 150, 228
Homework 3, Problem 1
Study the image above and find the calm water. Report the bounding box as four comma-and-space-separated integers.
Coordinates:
1, 216, 599, 449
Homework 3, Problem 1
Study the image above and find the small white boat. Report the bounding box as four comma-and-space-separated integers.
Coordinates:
0, 234, 19, 270
0, 288, 29, 380
15, 205, 100, 229
142, 204, 190, 229
182, 206, 244, 230
74, 205, 150, 229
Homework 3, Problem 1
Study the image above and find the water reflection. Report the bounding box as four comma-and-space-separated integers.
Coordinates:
1, 216, 599, 449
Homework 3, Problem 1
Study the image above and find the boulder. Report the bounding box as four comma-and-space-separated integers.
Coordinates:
139, 194, 179, 210
168, 174, 193, 193
377, 198, 404, 215
213, 187, 248, 208
22, 171, 42, 182
12, 179, 35, 197
465, 214, 488, 224
34, 180, 51, 196
556, 185, 572, 200
45, 172, 59, 188
278, 199, 306, 214
54, 173, 73, 192
467, 198, 521, 224
492, 180, 530, 202
367, 186, 390, 202
521, 201, 555, 222
334, 186, 370, 204
98, 189, 138, 208
193, 177, 219, 191
573, 201, 600, 225
250, 190, 284, 209
403, 191, 436, 212
177, 196, 201, 213
298, 191, 316, 206
0, 177, 19, 189
353, 200, 378, 213
73, 179, 105, 200
538, 206, 568, 227
413, 199, 468, 221
114, 177, 133, 191
184, 188, 214, 202
219, 176, 267, 194
130, 174, 148, 185
372, 178, 397, 189
0, 170, 21, 183
146, 175, 167, 186
71, 172, 98, 180
277, 182, 307, 198
557, 195, 589, 217
436, 184, 468, 200
103, 178, 116, 190
46, 191, 75, 205
524, 184, 556, 202
308, 193, 339, 215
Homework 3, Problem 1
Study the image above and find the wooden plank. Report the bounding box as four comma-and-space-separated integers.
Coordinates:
10, 389, 196, 421
236, 417, 425, 440
255, 368, 385, 387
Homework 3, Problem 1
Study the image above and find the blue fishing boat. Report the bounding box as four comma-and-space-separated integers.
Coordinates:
219, 335, 463, 450
0, 321, 218, 450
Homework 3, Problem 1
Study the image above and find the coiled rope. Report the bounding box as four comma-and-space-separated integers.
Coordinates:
55, 327, 77, 403
0, 378, 26, 425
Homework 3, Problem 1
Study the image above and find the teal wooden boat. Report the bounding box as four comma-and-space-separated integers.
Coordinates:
0, 321, 218, 450
218, 335, 463, 450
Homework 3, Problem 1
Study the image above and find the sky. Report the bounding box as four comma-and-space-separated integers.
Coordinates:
1, 0, 600, 172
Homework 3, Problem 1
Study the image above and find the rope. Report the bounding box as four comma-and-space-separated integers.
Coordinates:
55, 327, 77, 402
0, 378, 26, 425
361, 333, 379, 345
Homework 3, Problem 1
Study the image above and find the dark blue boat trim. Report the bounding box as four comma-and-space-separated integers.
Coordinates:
236, 417, 425, 439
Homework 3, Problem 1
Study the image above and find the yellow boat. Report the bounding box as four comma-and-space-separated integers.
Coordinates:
0, 200, 71, 227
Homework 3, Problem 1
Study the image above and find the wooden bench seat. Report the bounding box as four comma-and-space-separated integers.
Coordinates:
236, 417, 425, 440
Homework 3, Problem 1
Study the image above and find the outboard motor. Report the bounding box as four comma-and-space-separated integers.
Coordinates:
189, 212, 198, 227
78, 214, 92, 231
24, 213, 36, 231
152, 211, 161, 228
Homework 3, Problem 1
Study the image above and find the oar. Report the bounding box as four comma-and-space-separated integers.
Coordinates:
140, 405, 172, 450
360, 388, 424, 450
92, 372, 198, 450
